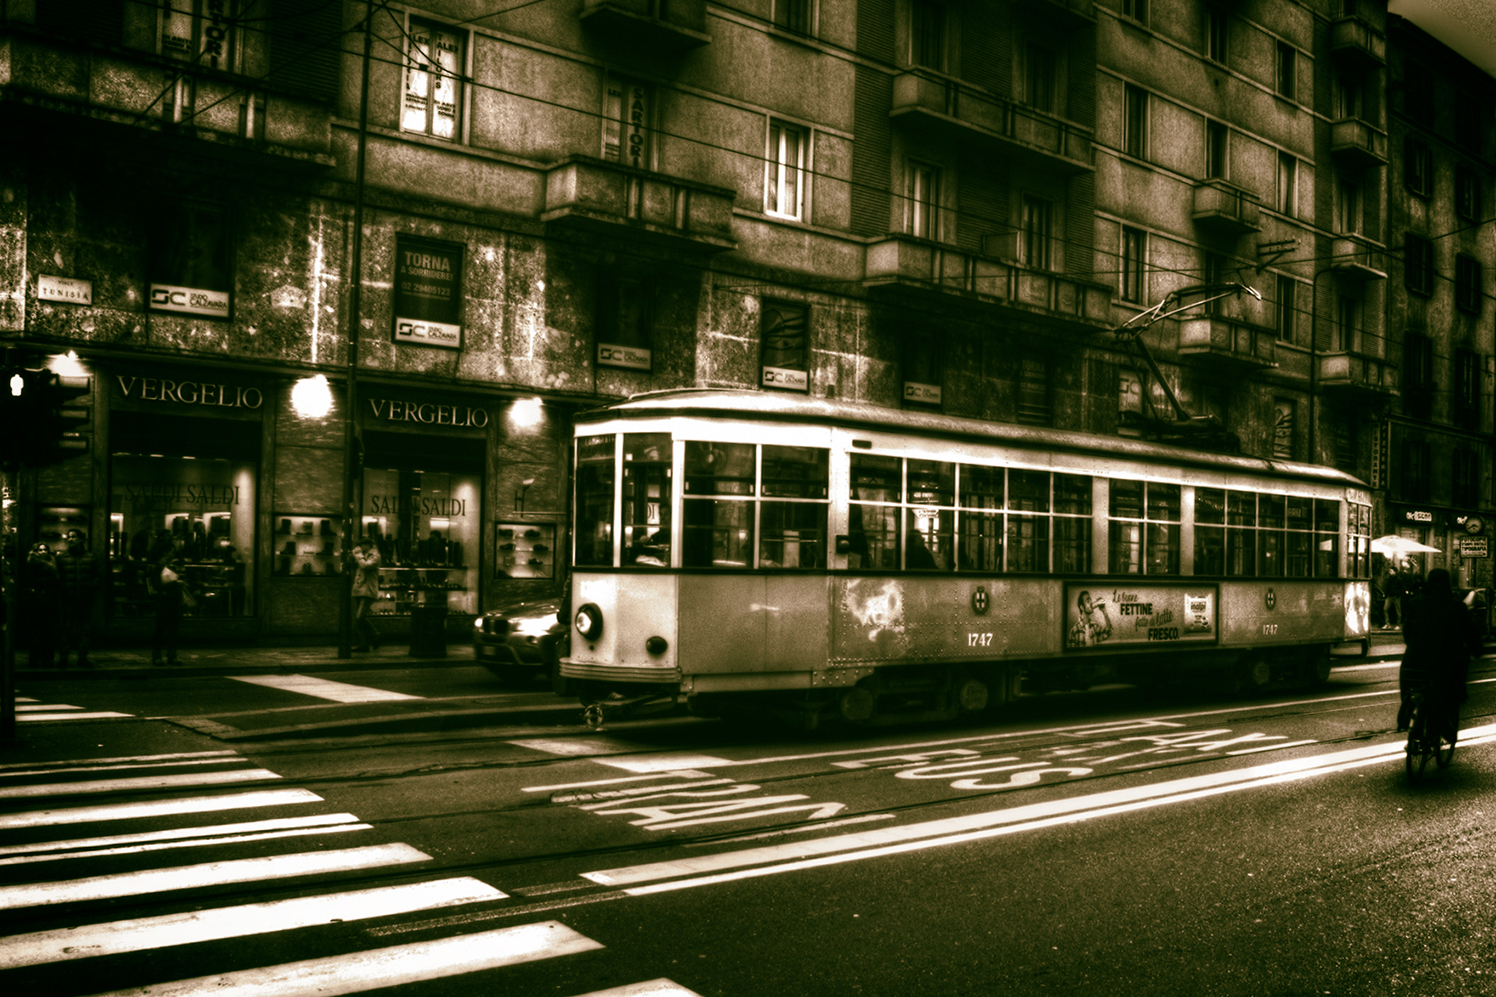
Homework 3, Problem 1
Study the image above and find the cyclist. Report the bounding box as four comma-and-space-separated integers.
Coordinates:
1397, 567, 1481, 738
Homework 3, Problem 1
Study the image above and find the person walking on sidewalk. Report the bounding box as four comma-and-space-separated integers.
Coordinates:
56, 529, 100, 668
21, 542, 62, 668
1383, 567, 1405, 630
1397, 568, 1480, 735
349, 541, 382, 652
152, 557, 186, 667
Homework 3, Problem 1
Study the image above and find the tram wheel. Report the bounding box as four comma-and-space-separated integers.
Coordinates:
1235, 655, 1273, 695
838, 685, 876, 722
955, 676, 990, 713
1305, 652, 1332, 688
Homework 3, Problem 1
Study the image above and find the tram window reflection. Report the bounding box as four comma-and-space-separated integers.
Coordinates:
760, 445, 829, 569
575, 435, 616, 567
1226, 491, 1256, 576
848, 454, 902, 569
1285, 496, 1312, 577
683, 497, 753, 568
684, 441, 755, 495
1195, 487, 1226, 575
1108, 479, 1144, 573
905, 508, 952, 570
957, 464, 1003, 572
1054, 473, 1092, 572
1314, 499, 1339, 577
1258, 493, 1286, 577
623, 433, 671, 567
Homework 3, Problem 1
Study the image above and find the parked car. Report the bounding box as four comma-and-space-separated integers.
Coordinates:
473, 596, 570, 693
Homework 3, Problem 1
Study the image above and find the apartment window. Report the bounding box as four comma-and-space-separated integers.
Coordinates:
1022, 196, 1053, 270
761, 300, 811, 392
1203, 253, 1226, 316
1336, 295, 1358, 352
908, 162, 940, 240
1124, 86, 1148, 159
603, 77, 651, 169
774, 0, 811, 35
1276, 43, 1296, 101
1404, 233, 1434, 296
912, 0, 946, 70
1026, 45, 1056, 113
1403, 332, 1434, 420
1336, 72, 1361, 120
1122, 0, 1148, 23
1456, 349, 1482, 430
402, 20, 462, 141
1276, 275, 1297, 343
1205, 121, 1228, 179
1456, 254, 1482, 313
1015, 357, 1052, 427
1272, 399, 1295, 459
1278, 152, 1296, 215
1456, 99, 1483, 153
1338, 178, 1359, 234
1454, 449, 1480, 509
1405, 141, 1432, 198
1400, 440, 1432, 503
161, 0, 237, 72
1121, 227, 1146, 304
1406, 64, 1433, 120
1333, 417, 1358, 474
766, 121, 806, 220
1456, 167, 1482, 221
595, 270, 654, 371
1206, 8, 1228, 63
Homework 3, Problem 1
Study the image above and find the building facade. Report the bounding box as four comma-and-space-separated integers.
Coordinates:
0, 0, 1488, 644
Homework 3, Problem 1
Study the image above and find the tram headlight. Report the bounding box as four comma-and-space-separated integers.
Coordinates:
575, 603, 604, 642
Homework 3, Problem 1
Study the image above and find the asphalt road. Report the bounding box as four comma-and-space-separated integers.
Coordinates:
4, 657, 1495, 996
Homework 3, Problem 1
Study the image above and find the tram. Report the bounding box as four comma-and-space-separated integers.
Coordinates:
559, 389, 1373, 726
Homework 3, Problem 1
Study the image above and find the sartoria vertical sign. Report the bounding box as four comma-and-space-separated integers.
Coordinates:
393, 235, 464, 350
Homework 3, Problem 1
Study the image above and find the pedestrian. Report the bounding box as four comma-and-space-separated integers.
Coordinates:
21, 542, 62, 668
152, 557, 186, 667
1383, 567, 1404, 630
1397, 568, 1480, 735
349, 540, 382, 651
55, 528, 100, 668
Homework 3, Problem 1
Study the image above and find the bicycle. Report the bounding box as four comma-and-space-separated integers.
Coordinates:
1405, 691, 1457, 784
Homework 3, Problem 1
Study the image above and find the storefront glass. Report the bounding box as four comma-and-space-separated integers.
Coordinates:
361, 468, 480, 616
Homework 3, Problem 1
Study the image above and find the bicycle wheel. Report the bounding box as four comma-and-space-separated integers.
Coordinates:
1437, 729, 1456, 770
1406, 714, 1431, 784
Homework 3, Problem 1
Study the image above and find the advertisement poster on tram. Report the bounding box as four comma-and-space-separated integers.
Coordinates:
1063, 583, 1217, 650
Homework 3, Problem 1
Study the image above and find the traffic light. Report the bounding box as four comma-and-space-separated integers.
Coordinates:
0, 368, 92, 469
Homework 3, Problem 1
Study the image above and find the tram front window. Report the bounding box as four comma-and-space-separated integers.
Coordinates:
683, 441, 755, 568
575, 435, 616, 567
623, 434, 672, 567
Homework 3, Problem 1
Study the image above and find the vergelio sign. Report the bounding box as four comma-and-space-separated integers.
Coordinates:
393, 235, 464, 350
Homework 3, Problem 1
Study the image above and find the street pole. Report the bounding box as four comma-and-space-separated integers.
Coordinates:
1, 467, 15, 743
339, 2, 374, 659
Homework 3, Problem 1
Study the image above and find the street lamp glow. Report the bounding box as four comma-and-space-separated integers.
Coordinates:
292, 374, 333, 418
510, 396, 544, 428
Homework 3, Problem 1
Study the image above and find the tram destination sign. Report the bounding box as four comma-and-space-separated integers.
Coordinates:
1063, 583, 1217, 651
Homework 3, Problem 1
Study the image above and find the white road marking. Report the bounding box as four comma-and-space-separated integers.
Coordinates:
228, 675, 423, 703
20, 712, 134, 722
586, 723, 1496, 892
0, 842, 431, 911
0, 814, 361, 859
523, 770, 713, 793
18, 704, 84, 712
510, 737, 620, 756
598, 753, 737, 773
0, 877, 506, 969
0, 789, 324, 830
83, 920, 600, 997
510, 739, 735, 771
0, 768, 282, 800
0, 815, 371, 866
570, 981, 705, 997
0, 753, 243, 777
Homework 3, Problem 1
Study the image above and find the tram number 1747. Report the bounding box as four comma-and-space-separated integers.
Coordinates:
968, 632, 995, 647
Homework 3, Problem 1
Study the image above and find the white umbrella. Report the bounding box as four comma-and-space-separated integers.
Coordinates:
1371, 535, 1441, 555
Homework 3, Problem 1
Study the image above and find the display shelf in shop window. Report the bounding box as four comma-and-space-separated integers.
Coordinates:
496, 521, 555, 579
274, 514, 343, 577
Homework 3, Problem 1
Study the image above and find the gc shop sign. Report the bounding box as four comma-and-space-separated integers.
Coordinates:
393, 235, 464, 350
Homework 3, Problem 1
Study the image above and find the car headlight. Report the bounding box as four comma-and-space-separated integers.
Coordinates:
473, 617, 484, 631
513, 615, 557, 638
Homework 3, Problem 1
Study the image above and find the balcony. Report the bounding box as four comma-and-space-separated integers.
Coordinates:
863, 236, 1113, 331
1178, 316, 1278, 370
1330, 16, 1386, 69
541, 157, 735, 253
1012, 0, 1097, 23
1192, 180, 1262, 236
1329, 235, 1388, 281
1316, 351, 1399, 399
889, 71, 1094, 175
1330, 118, 1388, 169
578, 0, 710, 52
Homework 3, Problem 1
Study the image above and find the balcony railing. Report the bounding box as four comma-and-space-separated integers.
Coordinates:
541, 157, 735, 253
864, 236, 1112, 330
1192, 180, 1262, 236
1330, 16, 1386, 69
1316, 351, 1399, 398
1330, 118, 1388, 169
1330, 235, 1388, 281
1178, 316, 1278, 369
578, 0, 710, 51
889, 71, 1094, 174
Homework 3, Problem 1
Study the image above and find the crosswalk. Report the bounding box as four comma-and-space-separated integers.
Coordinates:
15, 697, 133, 722
0, 750, 703, 996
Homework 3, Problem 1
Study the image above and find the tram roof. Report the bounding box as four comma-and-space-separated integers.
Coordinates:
578, 389, 1368, 490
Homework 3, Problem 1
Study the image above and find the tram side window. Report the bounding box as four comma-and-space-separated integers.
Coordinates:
1314, 499, 1339, 577
1108, 479, 1143, 573
683, 441, 755, 568
1285, 497, 1312, 577
957, 464, 1003, 571
575, 435, 616, 567
1195, 488, 1226, 575
1109, 480, 1180, 574
1007, 469, 1050, 573
906, 459, 954, 570
1349, 503, 1371, 577
1226, 491, 1256, 577
1258, 494, 1286, 578
623, 434, 672, 567
847, 454, 901, 569
761, 445, 829, 569
1146, 483, 1181, 574
1053, 473, 1092, 573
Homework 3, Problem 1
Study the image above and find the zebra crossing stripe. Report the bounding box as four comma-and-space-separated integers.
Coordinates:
0, 842, 431, 911
19, 712, 135, 722
17, 704, 85, 712
0, 814, 371, 866
82, 920, 601, 997
0, 769, 283, 800
228, 675, 423, 703
0, 877, 506, 969
0, 754, 243, 778
572, 981, 706, 996
0, 750, 238, 772
0, 789, 324, 830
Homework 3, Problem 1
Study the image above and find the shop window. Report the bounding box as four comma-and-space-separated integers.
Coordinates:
148, 201, 233, 320
402, 19, 463, 140
761, 300, 811, 392
272, 514, 343, 579
596, 270, 654, 371
361, 468, 480, 615
604, 76, 651, 169
494, 522, 555, 580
